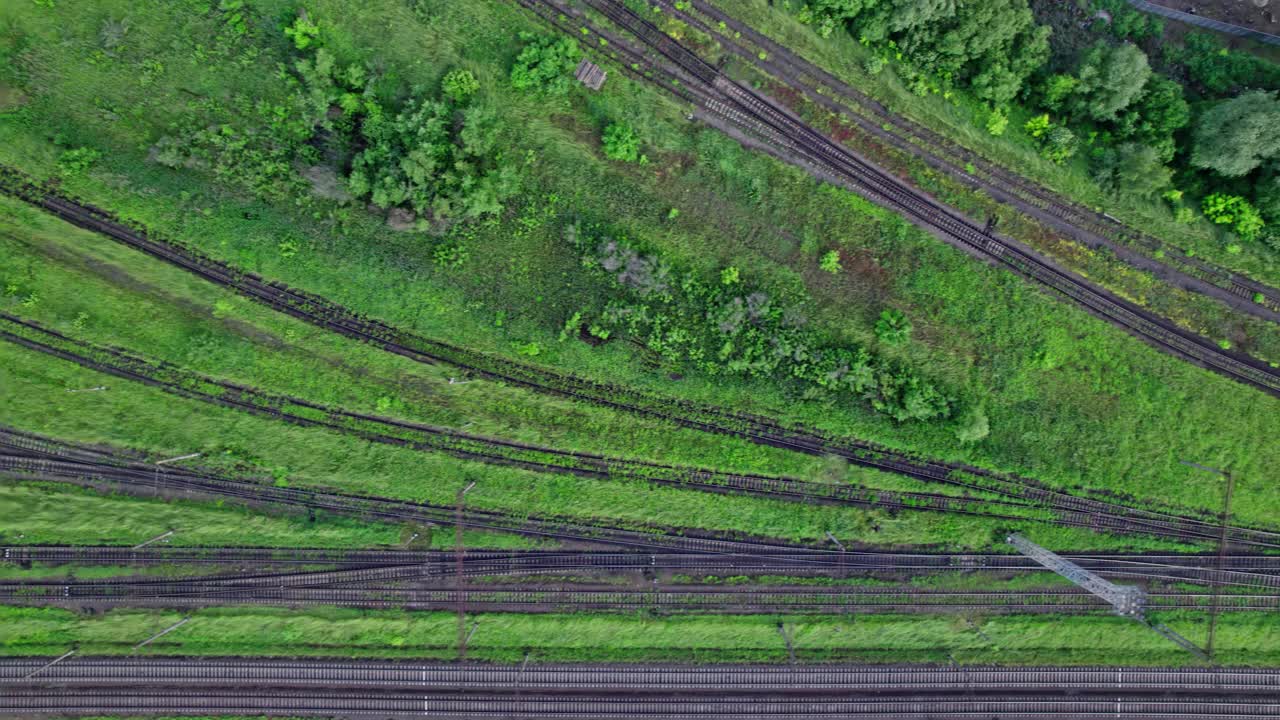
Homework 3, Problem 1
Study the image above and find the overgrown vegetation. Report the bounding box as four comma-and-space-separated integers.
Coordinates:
574, 231, 951, 421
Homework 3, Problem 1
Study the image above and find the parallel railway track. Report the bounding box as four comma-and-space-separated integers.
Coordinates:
8, 545, 1280, 589
6, 315, 1275, 549
4, 573, 1277, 614
7, 432, 1280, 553
3, 688, 1278, 719
4, 657, 1278, 692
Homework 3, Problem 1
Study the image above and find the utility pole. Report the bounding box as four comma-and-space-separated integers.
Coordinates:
1179, 460, 1235, 661
456, 481, 476, 660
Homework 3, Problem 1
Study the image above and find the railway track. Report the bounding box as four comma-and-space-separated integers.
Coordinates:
10, 310, 1280, 549
0, 165, 1258, 538
4, 556, 1278, 613
660, 0, 1280, 320
7, 314, 1274, 549
536, 0, 1280, 397
4, 657, 1278, 693
0, 315, 1096, 530
8, 545, 1280, 589
6, 687, 1278, 719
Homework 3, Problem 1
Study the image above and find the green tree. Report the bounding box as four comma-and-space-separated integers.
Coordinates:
1256, 166, 1280, 224
1072, 42, 1151, 121
1039, 126, 1078, 164
1040, 74, 1078, 113
954, 405, 990, 443
1115, 77, 1188, 162
1190, 91, 1280, 177
1092, 143, 1171, 198
601, 122, 640, 162
874, 308, 912, 344
441, 69, 479, 104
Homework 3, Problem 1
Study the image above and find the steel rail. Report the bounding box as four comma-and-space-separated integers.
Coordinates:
4, 687, 1279, 719
3, 657, 1278, 692
0, 165, 1253, 540
8, 546, 1280, 589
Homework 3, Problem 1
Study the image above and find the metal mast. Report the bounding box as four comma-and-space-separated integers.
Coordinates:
1007, 533, 1146, 617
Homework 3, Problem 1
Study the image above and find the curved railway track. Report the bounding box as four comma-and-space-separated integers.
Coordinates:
660, 0, 1280, 319
534, 0, 1280, 397
4, 438, 1275, 555
6, 314, 1274, 549
0, 165, 1259, 538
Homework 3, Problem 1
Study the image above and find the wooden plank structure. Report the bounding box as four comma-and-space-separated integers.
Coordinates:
575, 58, 608, 90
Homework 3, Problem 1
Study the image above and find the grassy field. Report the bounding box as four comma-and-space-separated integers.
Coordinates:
3, 605, 1277, 666
0, 0, 1275, 669
0, 0, 1274, 523
0, 481, 539, 550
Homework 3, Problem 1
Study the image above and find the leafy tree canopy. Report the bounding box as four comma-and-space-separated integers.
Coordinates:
1191, 91, 1280, 178
1072, 42, 1150, 121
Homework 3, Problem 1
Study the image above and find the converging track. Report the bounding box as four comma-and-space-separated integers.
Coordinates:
1, 166, 1267, 545
8, 545, 1280, 589
5, 420, 1280, 550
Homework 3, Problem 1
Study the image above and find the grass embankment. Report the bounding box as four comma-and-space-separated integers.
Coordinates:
0, 1, 1274, 537
3, 605, 1276, 666
0, 481, 538, 550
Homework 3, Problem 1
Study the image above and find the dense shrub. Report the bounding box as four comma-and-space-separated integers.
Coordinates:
799, 0, 1049, 105
575, 233, 951, 422
601, 122, 641, 163
510, 32, 581, 95
1202, 193, 1265, 242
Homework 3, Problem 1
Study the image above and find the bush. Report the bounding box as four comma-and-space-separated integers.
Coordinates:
283, 11, 320, 50
1202, 193, 1265, 241
819, 250, 842, 274
510, 33, 581, 94
602, 122, 641, 162
441, 69, 479, 104
1039, 126, 1078, 164
1024, 113, 1051, 139
576, 234, 951, 422
985, 107, 1008, 137
56, 147, 101, 176
954, 405, 990, 444
874, 308, 912, 344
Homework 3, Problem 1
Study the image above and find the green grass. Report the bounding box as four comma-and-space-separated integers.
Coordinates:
2, 605, 1276, 666
8, 338, 1207, 553
0, 481, 535, 550
0, 0, 1274, 537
